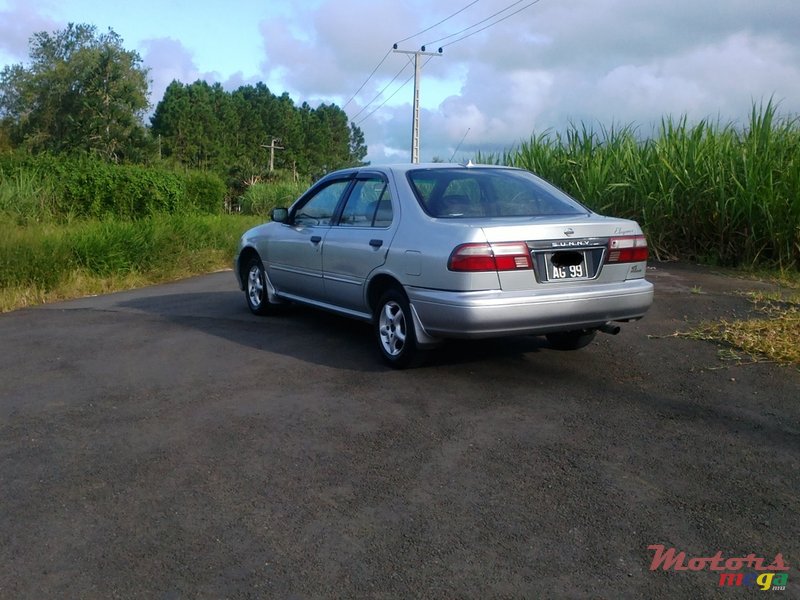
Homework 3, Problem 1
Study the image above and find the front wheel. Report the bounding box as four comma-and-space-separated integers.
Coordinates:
375, 288, 420, 368
245, 257, 273, 315
546, 329, 597, 351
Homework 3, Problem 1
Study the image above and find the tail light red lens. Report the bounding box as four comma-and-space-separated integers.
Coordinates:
607, 235, 648, 263
448, 242, 533, 272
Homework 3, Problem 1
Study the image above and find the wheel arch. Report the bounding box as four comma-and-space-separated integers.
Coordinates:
366, 273, 405, 314
237, 246, 261, 290
366, 273, 441, 348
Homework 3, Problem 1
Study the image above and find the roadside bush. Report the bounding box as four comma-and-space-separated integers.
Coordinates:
58, 158, 185, 217
0, 152, 231, 219
0, 214, 262, 300
184, 170, 227, 213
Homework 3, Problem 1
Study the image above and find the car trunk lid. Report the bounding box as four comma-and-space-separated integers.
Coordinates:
477, 215, 647, 290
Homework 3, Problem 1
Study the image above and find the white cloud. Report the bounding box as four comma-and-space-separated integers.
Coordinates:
140, 37, 261, 112
549, 31, 800, 126
258, 0, 421, 100
0, 0, 58, 62
140, 38, 210, 110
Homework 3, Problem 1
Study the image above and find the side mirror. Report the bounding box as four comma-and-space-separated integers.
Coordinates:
271, 207, 289, 223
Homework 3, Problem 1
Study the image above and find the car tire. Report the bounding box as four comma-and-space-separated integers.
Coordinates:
375, 287, 421, 368
245, 257, 273, 316
546, 329, 597, 351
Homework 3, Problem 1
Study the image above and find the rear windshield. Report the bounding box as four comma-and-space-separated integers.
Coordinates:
406, 167, 588, 218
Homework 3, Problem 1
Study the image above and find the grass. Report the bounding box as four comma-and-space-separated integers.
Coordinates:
479, 100, 800, 270
689, 299, 800, 366
0, 163, 296, 312
677, 277, 800, 367
0, 214, 262, 312
238, 180, 305, 215
0, 166, 62, 223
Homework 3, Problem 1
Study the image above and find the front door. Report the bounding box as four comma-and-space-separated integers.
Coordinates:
266, 179, 351, 302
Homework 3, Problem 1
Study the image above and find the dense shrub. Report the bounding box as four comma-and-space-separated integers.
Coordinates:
184, 170, 227, 213
59, 159, 184, 217
0, 152, 226, 219
0, 214, 262, 293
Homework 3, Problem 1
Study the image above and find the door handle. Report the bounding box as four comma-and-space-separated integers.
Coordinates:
369, 239, 383, 248
310, 235, 322, 244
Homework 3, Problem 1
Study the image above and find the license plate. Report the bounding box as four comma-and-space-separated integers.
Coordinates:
547, 253, 588, 280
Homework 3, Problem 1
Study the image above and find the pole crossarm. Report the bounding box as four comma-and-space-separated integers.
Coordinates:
392, 46, 443, 164
261, 137, 285, 172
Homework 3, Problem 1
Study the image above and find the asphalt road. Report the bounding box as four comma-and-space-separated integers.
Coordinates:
1, 263, 798, 599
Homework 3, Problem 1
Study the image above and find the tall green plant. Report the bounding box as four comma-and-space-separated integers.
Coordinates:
0, 166, 60, 222
487, 102, 800, 269
238, 180, 305, 215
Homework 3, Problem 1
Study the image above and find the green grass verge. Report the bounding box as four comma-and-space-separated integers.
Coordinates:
0, 214, 262, 312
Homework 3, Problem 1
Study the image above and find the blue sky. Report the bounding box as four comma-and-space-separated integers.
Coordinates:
2, 0, 799, 164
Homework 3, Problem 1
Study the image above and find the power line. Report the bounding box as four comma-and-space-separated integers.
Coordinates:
437, 0, 542, 49
350, 59, 413, 122
344, 0, 482, 114
423, 0, 526, 47
342, 48, 392, 110
355, 56, 436, 128
355, 73, 415, 127
352, 0, 545, 129
394, 0, 481, 45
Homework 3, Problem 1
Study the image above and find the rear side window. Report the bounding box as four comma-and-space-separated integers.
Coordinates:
338, 177, 393, 227
407, 168, 588, 218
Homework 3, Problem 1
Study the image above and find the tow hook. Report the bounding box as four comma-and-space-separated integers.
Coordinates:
599, 322, 621, 335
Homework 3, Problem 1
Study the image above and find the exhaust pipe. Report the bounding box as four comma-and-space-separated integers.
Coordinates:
599, 322, 621, 335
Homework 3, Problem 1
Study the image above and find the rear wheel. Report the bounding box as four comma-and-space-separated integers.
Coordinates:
546, 329, 597, 351
375, 288, 420, 368
245, 257, 273, 315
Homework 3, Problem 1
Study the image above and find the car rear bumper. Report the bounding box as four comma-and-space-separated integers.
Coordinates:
406, 278, 654, 339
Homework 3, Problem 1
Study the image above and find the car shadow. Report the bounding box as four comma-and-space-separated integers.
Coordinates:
116, 290, 547, 372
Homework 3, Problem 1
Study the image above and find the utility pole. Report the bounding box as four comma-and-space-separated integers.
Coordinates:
261, 137, 284, 172
393, 45, 443, 164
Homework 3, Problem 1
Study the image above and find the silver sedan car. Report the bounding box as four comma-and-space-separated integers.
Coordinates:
235, 163, 653, 367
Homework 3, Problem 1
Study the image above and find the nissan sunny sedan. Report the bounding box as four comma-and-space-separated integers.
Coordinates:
234, 163, 653, 367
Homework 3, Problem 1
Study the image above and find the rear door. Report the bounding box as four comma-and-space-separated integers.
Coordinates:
322, 173, 396, 313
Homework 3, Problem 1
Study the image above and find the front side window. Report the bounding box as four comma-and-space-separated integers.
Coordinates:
338, 177, 393, 227
407, 168, 588, 218
293, 180, 350, 226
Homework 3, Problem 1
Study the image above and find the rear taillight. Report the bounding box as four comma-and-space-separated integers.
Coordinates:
448, 242, 533, 272
607, 235, 648, 263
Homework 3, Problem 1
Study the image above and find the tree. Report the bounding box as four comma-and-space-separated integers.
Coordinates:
349, 123, 368, 166
150, 80, 235, 170
0, 23, 150, 161
151, 82, 368, 182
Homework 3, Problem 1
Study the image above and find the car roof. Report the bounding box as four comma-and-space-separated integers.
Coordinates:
323, 162, 522, 179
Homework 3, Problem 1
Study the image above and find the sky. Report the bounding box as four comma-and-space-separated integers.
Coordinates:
1, 0, 799, 164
